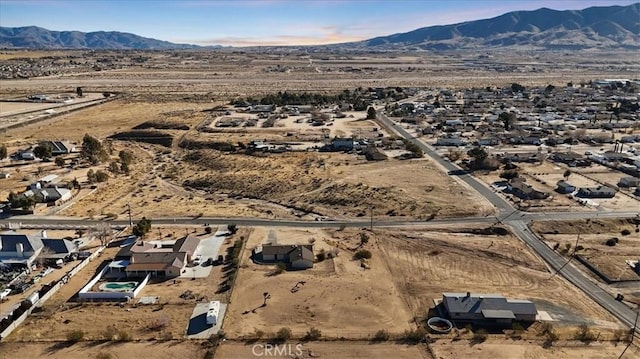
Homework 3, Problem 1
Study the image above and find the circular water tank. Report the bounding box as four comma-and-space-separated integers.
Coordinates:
427, 317, 453, 334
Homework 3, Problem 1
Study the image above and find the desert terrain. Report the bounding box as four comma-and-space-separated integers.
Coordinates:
1, 49, 639, 358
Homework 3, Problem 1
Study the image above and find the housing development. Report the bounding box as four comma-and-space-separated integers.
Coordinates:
1, 3, 639, 359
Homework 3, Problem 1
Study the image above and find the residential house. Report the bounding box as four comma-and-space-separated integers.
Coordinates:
618, 177, 640, 188
45, 141, 76, 155
125, 252, 187, 278
435, 136, 466, 147
0, 231, 45, 266
577, 186, 616, 198
40, 238, 78, 262
508, 178, 549, 200
331, 137, 357, 151
556, 180, 576, 194
442, 292, 537, 324
115, 234, 199, 278
256, 244, 314, 269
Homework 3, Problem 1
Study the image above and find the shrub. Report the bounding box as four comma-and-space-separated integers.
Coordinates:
401, 328, 426, 344
96, 353, 113, 359
316, 250, 326, 262
605, 238, 617, 246
303, 327, 322, 341
621, 229, 631, 236
271, 262, 286, 276
275, 327, 292, 342
354, 249, 372, 260
471, 329, 488, 344
574, 324, 595, 343
66, 329, 85, 343
372, 329, 390, 342
117, 330, 132, 342
205, 226, 213, 234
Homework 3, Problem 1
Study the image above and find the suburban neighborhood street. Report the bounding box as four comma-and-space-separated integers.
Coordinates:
375, 110, 640, 332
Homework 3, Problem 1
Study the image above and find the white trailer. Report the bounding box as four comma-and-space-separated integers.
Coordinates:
206, 300, 220, 326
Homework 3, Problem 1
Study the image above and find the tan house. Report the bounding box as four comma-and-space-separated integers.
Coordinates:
257, 244, 314, 269
115, 234, 199, 278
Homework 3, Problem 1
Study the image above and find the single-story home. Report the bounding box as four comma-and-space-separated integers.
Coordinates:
508, 178, 549, 200
442, 292, 537, 325
0, 231, 45, 266
618, 177, 640, 188
256, 244, 314, 269
125, 252, 187, 278
331, 137, 357, 151
556, 180, 576, 194
577, 186, 616, 198
114, 234, 199, 278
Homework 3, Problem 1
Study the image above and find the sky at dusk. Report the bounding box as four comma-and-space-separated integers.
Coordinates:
1, 0, 637, 46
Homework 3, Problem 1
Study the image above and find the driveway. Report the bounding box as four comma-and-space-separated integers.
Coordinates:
185, 302, 227, 339
180, 228, 226, 279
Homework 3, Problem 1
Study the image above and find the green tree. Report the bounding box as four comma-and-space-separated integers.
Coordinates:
366, 106, 376, 119
0, 144, 7, 159
7, 191, 36, 209
81, 134, 108, 164
498, 112, 516, 131
133, 217, 152, 237
109, 161, 121, 174
76, 87, 83, 97
55, 156, 66, 167
94, 170, 109, 182
87, 169, 96, 183
467, 147, 488, 167
33, 142, 53, 159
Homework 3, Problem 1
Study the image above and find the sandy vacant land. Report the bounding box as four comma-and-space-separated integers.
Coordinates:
223, 227, 415, 339
216, 341, 429, 359
431, 340, 639, 359
533, 218, 640, 303
375, 228, 620, 328
0, 341, 207, 359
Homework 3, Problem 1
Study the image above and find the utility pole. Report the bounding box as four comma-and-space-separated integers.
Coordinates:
618, 310, 639, 359
370, 206, 374, 231
126, 203, 132, 228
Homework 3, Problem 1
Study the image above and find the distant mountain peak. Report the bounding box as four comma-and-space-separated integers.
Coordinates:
355, 3, 640, 50
0, 26, 205, 50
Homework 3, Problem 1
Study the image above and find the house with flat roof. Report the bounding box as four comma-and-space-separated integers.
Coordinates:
255, 244, 314, 269
442, 292, 537, 325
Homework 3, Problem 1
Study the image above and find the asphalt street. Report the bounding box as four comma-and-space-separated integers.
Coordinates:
376, 110, 639, 332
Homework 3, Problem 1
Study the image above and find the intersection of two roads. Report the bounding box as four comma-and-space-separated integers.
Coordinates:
0, 109, 638, 332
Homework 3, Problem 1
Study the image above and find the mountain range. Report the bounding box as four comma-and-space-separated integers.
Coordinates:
1, 3, 638, 50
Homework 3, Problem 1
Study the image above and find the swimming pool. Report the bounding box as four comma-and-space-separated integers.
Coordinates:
98, 282, 138, 292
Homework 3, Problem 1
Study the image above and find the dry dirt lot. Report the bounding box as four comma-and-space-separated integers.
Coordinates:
215, 341, 429, 359
0, 340, 207, 359
431, 339, 639, 359
374, 227, 620, 329
224, 226, 620, 342
223, 227, 415, 339
532, 218, 640, 303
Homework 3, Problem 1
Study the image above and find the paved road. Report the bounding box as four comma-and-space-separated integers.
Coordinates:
376, 110, 640, 332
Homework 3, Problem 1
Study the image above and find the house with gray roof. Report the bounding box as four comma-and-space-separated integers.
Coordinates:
577, 185, 616, 198
256, 244, 314, 269
0, 231, 45, 266
114, 234, 199, 278
442, 292, 537, 325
